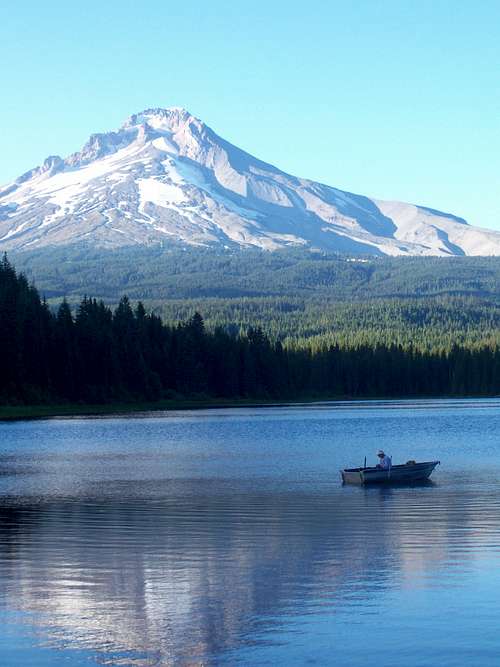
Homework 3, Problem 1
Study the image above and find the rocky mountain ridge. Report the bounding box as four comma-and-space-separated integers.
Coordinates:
1, 107, 499, 256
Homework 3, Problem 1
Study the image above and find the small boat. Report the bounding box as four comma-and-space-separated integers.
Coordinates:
341, 460, 440, 485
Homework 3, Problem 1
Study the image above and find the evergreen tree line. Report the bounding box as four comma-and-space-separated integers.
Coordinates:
12, 245, 500, 352
1, 255, 499, 404
155, 294, 500, 352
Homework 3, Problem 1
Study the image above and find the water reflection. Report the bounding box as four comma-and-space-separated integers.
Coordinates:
1, 478, 500, 666
1, 402, 500, 666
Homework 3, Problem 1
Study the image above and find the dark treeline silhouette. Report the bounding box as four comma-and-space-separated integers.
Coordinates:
1, 255, 499, 404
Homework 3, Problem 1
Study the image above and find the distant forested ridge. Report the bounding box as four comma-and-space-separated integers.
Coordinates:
1, 254, 499, 405
10, 245, 500, 351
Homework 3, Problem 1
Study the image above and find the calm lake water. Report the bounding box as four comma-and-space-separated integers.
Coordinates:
1, 399, 500, 666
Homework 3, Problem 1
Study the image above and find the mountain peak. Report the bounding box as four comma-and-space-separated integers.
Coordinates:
123, 107, 201, 132
1, 108, 500, 256
65, 108, 205, 169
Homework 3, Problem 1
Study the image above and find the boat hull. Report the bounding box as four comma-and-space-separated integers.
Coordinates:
341, 461, 440, 485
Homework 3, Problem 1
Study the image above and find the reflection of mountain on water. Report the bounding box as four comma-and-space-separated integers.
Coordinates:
0, 479, 496, 666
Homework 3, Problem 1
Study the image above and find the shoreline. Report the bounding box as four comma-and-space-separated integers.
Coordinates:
0, 394, 498, 421
0, 397, 311, 421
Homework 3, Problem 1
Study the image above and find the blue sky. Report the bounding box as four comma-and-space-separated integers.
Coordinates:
1, 0, 499, 230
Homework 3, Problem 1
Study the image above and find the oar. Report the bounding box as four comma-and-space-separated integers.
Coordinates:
363, 456, 366, 470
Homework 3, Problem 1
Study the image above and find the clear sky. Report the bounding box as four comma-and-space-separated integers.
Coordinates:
1, 0, 499, 230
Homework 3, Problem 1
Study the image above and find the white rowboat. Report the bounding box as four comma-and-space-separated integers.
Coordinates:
341, 461, 440, 485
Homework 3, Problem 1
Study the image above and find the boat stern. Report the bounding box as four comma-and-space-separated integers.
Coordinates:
341, 468, 364, 485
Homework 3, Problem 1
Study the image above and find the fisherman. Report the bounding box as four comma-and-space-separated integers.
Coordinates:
376, 449, 392, 470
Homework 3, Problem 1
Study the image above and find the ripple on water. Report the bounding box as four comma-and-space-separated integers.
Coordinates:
1, 400, 500, 666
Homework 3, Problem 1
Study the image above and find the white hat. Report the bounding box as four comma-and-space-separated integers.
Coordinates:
377, 450, 385, 456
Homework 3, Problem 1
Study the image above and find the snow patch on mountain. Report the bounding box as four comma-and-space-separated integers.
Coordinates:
0, 106, 499, 256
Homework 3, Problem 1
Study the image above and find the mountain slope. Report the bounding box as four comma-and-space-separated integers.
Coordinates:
1, 107, 499, 256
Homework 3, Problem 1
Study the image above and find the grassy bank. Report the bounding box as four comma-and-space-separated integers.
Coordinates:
0, 397, 302, 421
1, 393, 494, 421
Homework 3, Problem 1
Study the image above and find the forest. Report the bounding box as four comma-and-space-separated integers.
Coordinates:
11, 244, 500, 351
1, 254, 499, 405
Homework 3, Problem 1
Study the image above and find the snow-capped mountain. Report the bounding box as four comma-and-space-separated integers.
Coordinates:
1, 107, 499, 256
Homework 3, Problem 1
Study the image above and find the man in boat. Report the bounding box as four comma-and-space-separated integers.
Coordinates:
376, 450, 392, 470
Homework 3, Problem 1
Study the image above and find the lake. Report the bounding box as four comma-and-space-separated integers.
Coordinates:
1, 399, 500, 666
